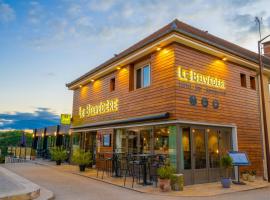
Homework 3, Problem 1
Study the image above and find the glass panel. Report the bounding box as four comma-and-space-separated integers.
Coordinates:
127, 129, 139, 153
140, 128, 151, 153
154, 125, 176, 168
154, 126, 169, 155
193, 129, 206, 169
143, 65, 150, 87
182, 128, 191, 169
136, 68, 141, 89
207, 129, 220, 168
72, 132, 80, 153
115, 129, 127, 153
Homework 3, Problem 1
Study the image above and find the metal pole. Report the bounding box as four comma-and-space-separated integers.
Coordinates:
258, 40, 270, 182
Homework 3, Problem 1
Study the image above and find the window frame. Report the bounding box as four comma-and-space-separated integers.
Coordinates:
250, 76, 256, 90
240, 73, 247, 88
134, 63, 151, 89
110, 77, 116, 92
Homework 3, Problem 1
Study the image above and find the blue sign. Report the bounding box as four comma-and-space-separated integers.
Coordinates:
228, 151, 250, 166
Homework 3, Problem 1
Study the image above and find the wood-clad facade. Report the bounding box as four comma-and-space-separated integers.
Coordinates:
68, 19, 270, 185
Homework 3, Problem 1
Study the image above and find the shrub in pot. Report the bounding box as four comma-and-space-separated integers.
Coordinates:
72, 149, 92, 172
220, 155, 233, 188
248, 170, 256, 182
50, 147, 68, 165
241, 170, 249, 181
157, 166, 175, 192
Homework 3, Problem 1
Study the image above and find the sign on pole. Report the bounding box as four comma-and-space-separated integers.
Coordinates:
60, 114, 71, 125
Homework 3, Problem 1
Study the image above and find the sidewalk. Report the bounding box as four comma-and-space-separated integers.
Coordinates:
32, 159, 270, 197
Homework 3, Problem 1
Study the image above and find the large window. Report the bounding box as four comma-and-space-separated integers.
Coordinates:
135, 64, 151, 89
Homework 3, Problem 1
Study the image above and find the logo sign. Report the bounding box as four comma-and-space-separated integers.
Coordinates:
178, 66, 225, 89
79, 98, 119, 119
61, 114, 71, 125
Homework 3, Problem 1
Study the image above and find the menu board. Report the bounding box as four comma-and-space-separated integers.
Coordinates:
228, 151, 250, 166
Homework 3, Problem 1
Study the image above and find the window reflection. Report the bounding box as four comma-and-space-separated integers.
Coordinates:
182, 128, 191, 169
193, 129, 206, 169
208, 129, 220, 168
154, 127, 169, 154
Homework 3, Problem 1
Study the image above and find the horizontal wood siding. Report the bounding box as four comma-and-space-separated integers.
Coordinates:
72, 45, 176, 126
174, 43, 263, 175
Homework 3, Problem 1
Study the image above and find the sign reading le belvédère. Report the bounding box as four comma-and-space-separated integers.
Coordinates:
79, 98, 119, 119
178, 66, 225, 89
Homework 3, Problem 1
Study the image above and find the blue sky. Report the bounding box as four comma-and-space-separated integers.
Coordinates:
0, 0, 270, 130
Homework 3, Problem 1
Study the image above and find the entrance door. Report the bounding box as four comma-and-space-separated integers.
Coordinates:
192, 128, 208, 184
182, 127, 232, 185
84, 132, 97, 165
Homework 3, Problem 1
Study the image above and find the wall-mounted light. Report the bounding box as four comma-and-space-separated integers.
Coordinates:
156, 47, 162, 51
54, 132, 57, 136
79, 85, 82, 88
91, 79, 95, 82
116, 66, 121, 70
222, 57, 227, 61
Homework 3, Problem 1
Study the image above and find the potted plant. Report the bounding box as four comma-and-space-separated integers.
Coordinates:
157, 166, 175, 192
220, 155, 233, 188
50, 147, 68, 165
72, 149, 92, 172
241, 170, 249, 181
248, 170, 256, 182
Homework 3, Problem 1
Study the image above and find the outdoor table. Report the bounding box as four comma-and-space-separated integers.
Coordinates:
132, 154, 155, 186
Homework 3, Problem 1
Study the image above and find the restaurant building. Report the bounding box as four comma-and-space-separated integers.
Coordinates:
66, 19, 270, 185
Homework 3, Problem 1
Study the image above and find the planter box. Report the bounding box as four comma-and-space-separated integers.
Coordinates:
170, 174, 184, 191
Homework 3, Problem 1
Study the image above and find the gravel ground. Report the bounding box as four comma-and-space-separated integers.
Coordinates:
2, 163, 270, 200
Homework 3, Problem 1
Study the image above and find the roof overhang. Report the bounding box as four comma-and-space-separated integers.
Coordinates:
67, 32, 270, 90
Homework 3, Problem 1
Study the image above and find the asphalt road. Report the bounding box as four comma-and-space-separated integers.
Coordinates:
2, 163, 270, 200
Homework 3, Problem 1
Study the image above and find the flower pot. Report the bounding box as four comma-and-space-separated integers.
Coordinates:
248, 175, 256, 182
79, 165, 86, 172
158, 178, 171, 192
242, 173, 249, 181
56, 160, 62, 165
221, 178, 231, 188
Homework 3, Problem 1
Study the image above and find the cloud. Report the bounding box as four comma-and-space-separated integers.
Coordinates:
28, 1, 44, 25
0, 1, 16, 23
88, 0, 117, 11
0, 108, 59, 130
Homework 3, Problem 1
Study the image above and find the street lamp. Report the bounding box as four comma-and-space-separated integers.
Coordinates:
256, 17, 270, 182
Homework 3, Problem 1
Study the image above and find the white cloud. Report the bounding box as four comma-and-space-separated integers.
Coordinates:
0, 1, 15, 23
88, 0, 117, 11
28, 1, 43, 25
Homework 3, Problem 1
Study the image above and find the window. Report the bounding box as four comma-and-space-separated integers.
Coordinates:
135, 64, 150, 89
240, 73, 247, 87
110, 78, 115, 92
250, 76, 256, 90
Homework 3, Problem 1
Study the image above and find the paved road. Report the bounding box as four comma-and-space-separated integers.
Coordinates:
2, 163, 270, 200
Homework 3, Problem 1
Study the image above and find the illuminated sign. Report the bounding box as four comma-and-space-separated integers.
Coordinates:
79, 98, 119, 119
61, 114, 71, 125
178, 66, 225, 89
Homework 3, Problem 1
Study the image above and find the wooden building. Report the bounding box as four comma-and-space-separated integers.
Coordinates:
66, 19, 270, 185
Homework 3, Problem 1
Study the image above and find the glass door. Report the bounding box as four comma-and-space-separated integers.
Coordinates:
192, 128, 208, 184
